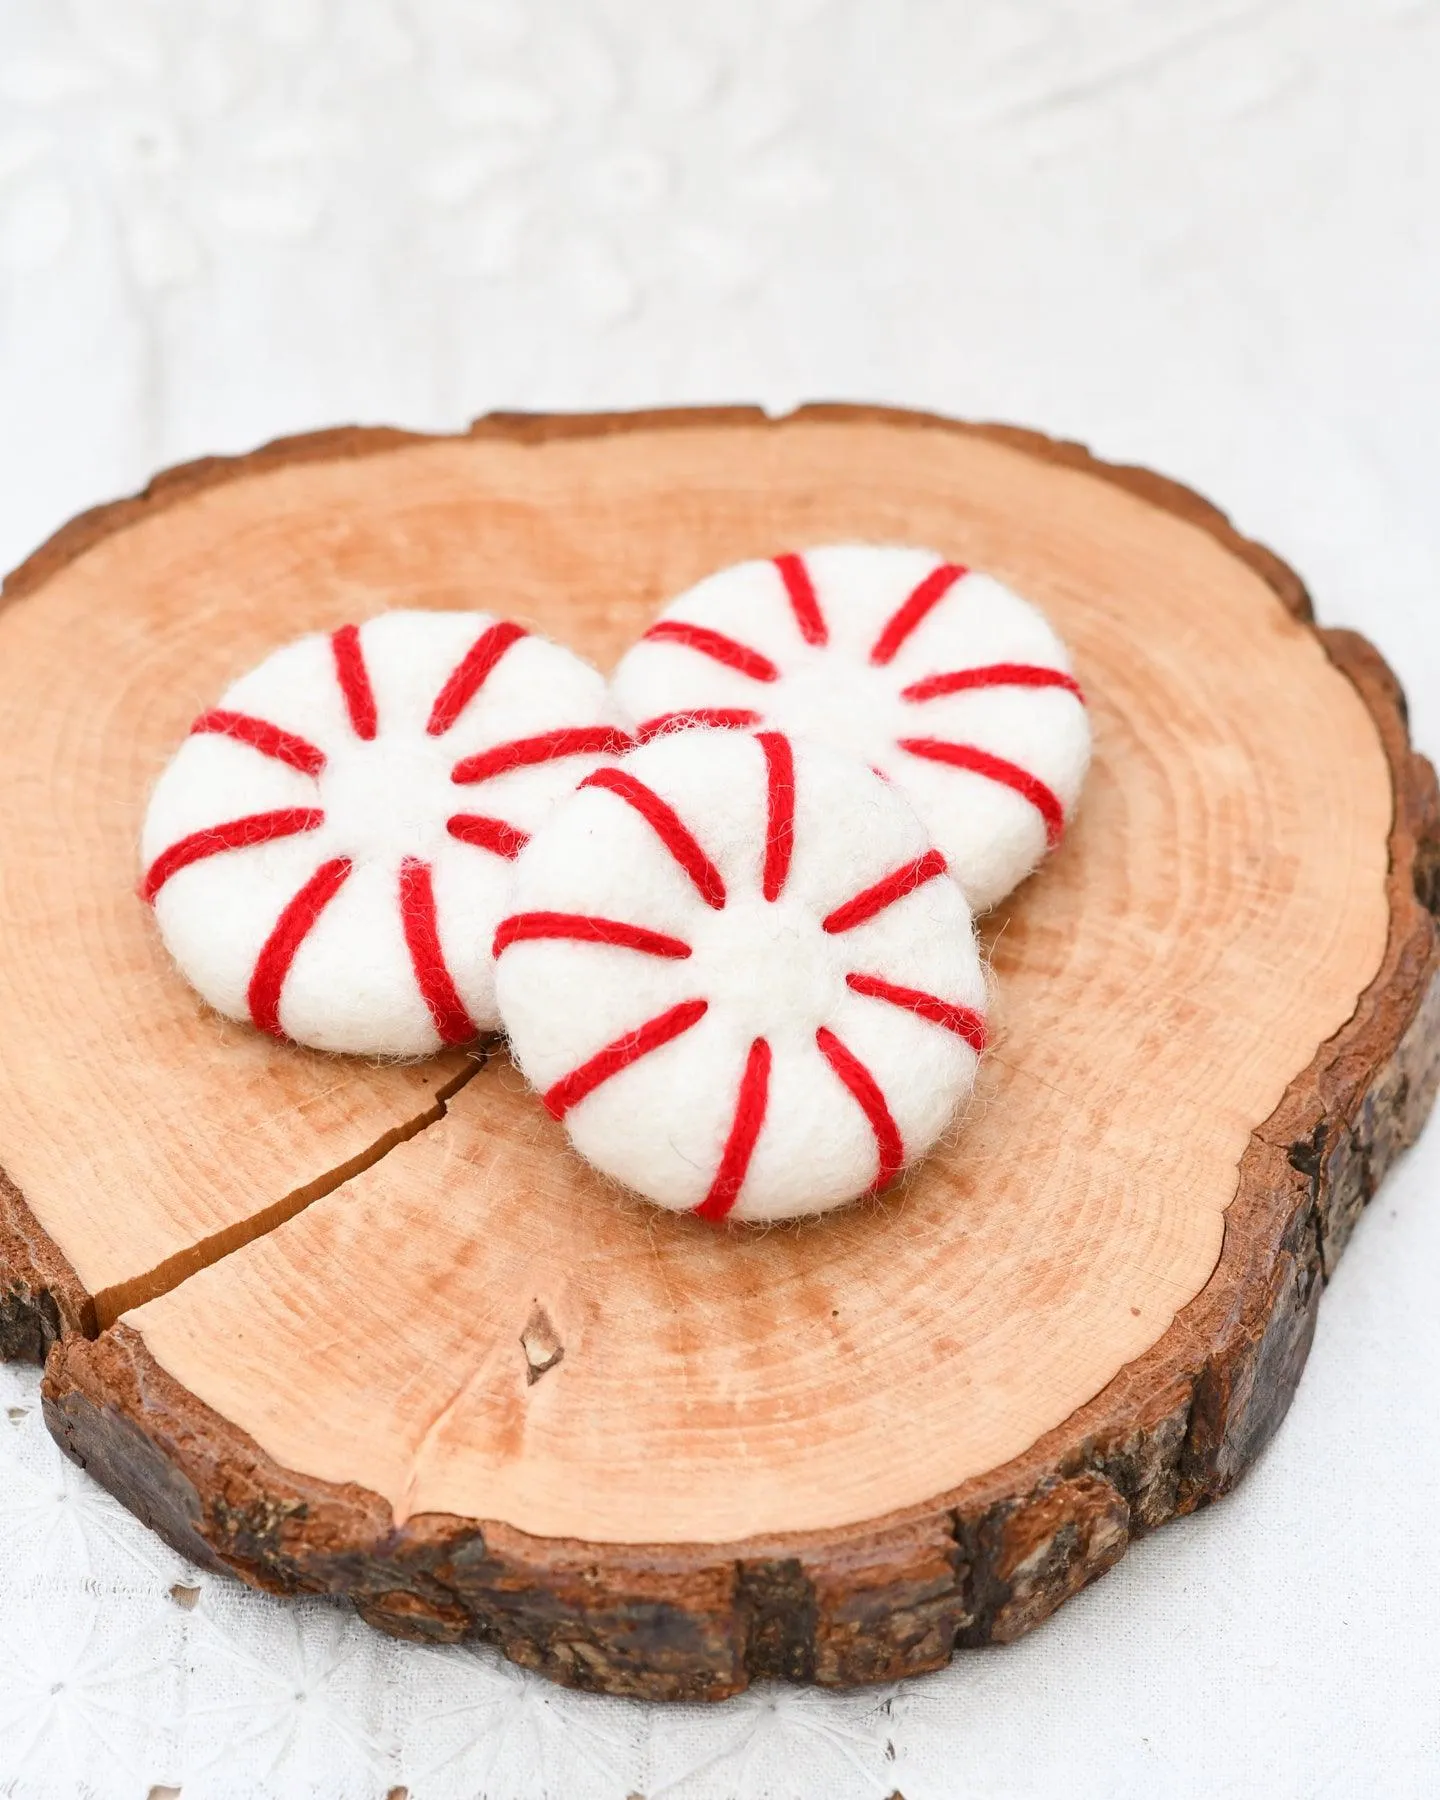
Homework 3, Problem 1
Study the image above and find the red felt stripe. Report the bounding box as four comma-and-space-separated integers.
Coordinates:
845, 972, 987, 1054
758, 731, 796, 902
399, 856, 477, 1045
821, 847, 949, 934
642, 620, 780, 683
247, 856, 352, 1038
446, 813, 529, 859
901, 662, 1084, 704
450, 725, 633, 785
426, 620, 529, 735
493, 912, 692, 960
694, 1037, 772, 1223
580, 767, 726, 909
636, 707, 764, 742
815, 1025, 904, 1192
543, 998, 709, 1120
141, 807, 325, 902
189, 709, 327, 777
869, 562, 966, 666
896, 738, 1066, 846
331, 624, 378, 740
773, 552, 828, 646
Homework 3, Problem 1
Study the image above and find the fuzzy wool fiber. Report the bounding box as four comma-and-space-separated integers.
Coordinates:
141, 610, 628, 1055
494, 727, 987, 1222
609, 543, 1091, 912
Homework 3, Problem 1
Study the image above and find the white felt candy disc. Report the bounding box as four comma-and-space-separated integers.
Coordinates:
141, 610, 629, 1055
494, 728, 987, 1223
609, 544, 1091, 912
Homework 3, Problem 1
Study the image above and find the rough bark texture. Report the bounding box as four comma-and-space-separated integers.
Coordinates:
0, 1167, 92, 1360
6, 405, 1437, 1700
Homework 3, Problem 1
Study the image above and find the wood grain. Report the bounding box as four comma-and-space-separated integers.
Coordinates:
3, 406, 1435, 1699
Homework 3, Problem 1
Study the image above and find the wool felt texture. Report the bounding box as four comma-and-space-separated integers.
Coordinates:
494, 727, 987, 1223
140, 610, 629, 1056
609, 544, 1092, 913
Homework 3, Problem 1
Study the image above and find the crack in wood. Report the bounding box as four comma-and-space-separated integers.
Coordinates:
88, 1055, 485, 1331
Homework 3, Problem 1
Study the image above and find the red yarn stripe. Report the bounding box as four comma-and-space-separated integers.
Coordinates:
694, 1037, 772, 1223
773, 552, 828, 646
141, 807, 325, 902
543, 998, 709, 1120
426, 620, 529, 735
845, 972, 987, 1053
642, 620, 780, 683
451, 725, 633, 785
580, 767, 726, 909
869, 563, 967, 665
758, 731, 796, 902
331, 624, 378, 740
902, 662, 1084, 704
398, 856, 477, 1044
190, 709, 327, 777
821, 847, 949, 934
815, 1026, 904, 1192
493, 912, 692, 960
897, 738, 1065, 846
636, 707, 764, 742
247, 856, 352, 1038
446, 813, 529, 859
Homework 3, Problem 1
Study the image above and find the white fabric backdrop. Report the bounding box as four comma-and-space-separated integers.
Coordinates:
2, 1, 1438, 1795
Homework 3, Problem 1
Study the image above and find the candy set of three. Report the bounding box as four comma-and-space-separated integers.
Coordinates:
141, 544, 1091, 1224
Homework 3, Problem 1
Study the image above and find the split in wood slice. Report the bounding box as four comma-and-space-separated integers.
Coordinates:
3, 408, 1438, 1700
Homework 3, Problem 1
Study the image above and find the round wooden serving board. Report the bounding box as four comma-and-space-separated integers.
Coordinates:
3, 408, 1438, 1700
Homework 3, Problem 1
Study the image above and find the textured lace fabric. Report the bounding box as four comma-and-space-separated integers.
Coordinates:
2, 0, 1440, 1794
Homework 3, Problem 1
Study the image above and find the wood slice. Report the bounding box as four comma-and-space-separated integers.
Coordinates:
4, 407, 1437, 1700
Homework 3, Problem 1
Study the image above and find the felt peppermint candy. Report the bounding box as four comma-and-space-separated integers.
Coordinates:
494, 727, 987, 1223
141, 611, 629, 1056
610, 544, 1091, 913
